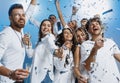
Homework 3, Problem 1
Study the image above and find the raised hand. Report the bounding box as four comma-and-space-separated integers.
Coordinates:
94, 38, 104, 50
22, 33, 31, 46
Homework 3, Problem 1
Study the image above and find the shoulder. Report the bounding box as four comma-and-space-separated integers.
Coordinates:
81, 40, 94, 46
1, 26, 13, 32
46, 33, 55, 39
81, 40, 94, 50
0, 26, 13, 37
104, 38, 116, 45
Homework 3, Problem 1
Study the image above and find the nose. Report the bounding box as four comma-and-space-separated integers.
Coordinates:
20, 14, 25, 19
78, 35, 84, 40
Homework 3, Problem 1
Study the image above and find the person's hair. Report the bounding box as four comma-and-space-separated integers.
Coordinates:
38, 19, 53, 42
81, 18, 88, 22
73, 20, 78, 30
68, 20, 78, 31
75, 28, 89, 43
86, 17, 102, 31
8, 4, 23, 16
55, 28, 77, 53
48, 14, 56, 19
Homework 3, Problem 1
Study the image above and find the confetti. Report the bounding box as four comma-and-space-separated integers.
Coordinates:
102, 9, 113, 15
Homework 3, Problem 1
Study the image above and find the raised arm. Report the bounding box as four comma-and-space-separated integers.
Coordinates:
30, 0, 36, 5
74, 45, 87, 83
73, 46, 81, 77
25, 0, 37, 23
29, 0, 41, 28
55, 0, 66, 28
83, 39, 104, 71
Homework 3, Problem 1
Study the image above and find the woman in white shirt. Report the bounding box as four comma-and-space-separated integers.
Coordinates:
54, 28, 76, 83
73, 28, 89, 83
24, 19, 63, 83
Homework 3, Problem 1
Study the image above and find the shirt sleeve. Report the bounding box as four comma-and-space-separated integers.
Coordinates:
0, 32, 11, 66
29, 17, 40, 28
110, 39, 120, 54
25, 4, 36, 23
45, 34, 58, 54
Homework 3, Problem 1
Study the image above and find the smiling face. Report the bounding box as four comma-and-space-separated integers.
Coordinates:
41, 20, 52, 36
76, 29, 87, 44
63, 29, 73, 42
88, 20, 102, 36
68, 20, 77, 30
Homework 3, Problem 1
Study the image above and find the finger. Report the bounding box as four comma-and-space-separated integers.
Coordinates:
78, 75, 88, 83
15, 69, 29, 75
18, 74, 29, 79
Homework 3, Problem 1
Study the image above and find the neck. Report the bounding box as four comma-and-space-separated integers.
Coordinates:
10, 24, 21, 32
91, 34, 103, 41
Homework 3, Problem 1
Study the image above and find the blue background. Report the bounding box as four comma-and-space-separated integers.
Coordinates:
0, 0, 120, 83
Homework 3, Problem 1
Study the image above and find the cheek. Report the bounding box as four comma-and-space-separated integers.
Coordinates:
49, 27, 52, 31
14, 15, 20, 20
70, 35, 73, 39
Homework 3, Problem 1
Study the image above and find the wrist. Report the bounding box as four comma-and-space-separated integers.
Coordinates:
8, 70, 14, 79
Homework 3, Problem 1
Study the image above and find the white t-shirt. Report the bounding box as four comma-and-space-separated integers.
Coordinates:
54, 48, 75, 83
81, 38, 120, 83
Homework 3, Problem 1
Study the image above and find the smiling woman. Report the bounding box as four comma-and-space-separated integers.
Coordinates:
0, 0, 120, 83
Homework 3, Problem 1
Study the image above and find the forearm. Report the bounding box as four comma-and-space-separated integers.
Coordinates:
74, 46, 80, 68
55, 1, 66, 27
73, 67, 81, 78
30, 0, 36, 5
0, 66, 12, 78
114, 54, 120, 62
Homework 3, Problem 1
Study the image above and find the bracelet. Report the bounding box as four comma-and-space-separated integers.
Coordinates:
74, 65, 79, 68
8, 70, 14, 79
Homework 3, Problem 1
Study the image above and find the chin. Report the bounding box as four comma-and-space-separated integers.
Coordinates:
19, 24, 25, 28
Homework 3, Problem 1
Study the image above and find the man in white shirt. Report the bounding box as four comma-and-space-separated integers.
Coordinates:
81, 18, 120, 83
0, 0, 36, 83
48, 14, 63, 36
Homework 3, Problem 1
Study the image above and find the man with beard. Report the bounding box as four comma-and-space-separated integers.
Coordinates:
0, 0, 36, 83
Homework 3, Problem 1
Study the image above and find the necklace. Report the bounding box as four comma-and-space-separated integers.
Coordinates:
13, 29, 24, 48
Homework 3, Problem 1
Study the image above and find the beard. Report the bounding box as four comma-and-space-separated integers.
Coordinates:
12, 19, 25, 29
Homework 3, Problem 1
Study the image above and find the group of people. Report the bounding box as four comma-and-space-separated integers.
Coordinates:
0, 0, 120, 83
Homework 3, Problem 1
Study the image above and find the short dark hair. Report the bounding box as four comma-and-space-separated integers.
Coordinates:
81, 18, 88, 22
8, 3, 23, 16
48, 14, 56, 19
86, 18, 102, 31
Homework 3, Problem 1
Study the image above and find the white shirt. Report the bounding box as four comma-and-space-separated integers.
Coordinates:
0, 4, 36, 83
54, 49, 73, 72
53, 20, 63, 36
30, 33, 58, 83
81, 38, 120, 83
29, 18, 63, 36
0, 27, 25, 83
54, 48, 75, 83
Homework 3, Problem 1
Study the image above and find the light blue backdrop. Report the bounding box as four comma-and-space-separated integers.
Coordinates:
0, 0, 120, 83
